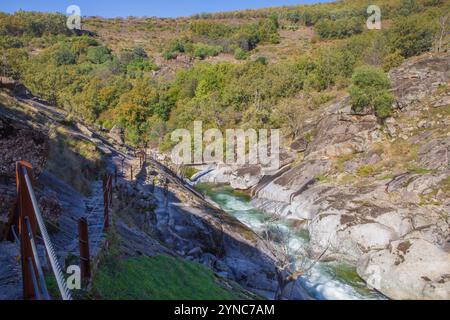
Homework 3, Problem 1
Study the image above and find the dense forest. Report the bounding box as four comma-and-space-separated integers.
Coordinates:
0, 0, 448, 148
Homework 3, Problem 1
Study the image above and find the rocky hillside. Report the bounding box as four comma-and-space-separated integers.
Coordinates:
0, 88, 302, 300
198, 53, 450, 300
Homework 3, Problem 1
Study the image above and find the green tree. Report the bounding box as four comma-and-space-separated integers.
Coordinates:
54, 45, 76, 66
349, 66, 394, 119
87, 46, 112, 64
387, 14, 437, 58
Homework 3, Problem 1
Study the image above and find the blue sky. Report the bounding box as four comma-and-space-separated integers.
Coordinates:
0, 1, 331, 18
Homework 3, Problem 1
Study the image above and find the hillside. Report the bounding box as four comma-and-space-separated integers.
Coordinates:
0, 0, 449, 301
0, 0, 448, 148
198, 53, 450, 299
0, 90, 276, 300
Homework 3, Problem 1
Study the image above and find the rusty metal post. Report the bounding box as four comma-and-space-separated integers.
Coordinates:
114, 167, 118, 185
78, 218, 91, 280
130, 166, 133, 181
16, 161, 39, 300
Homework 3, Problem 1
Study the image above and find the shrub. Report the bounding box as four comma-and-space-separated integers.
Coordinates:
382, 50, 404, 71
163, 39, 189, 60
87, 46, 112, 64
397, 0, 422, 16
132, 46, 148, 59
163, 50, 178, 60
387, 15, 437, 58
192, 43, 223, 59
287, 12, 301, 24
315, 17, 363, 39
234, 48, 249, 60
190, 20, 233, 39
349, 66, 394, 119
0, 35, 23, 49
169, 39, 186, 53
373, 92, 395, 119
255, 56, 268, 65
257, 17, 280, 44
126, 59, 157, 78
351, 66, 391, 89
54, 45, 76, 66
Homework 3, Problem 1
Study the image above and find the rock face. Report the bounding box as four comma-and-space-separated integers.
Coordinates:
0, 115, 50, 226
196, 148, 296, 190
198, 163, 265, 190
0, 242, 22, 300
244, 54, 450, 300
108, 125, 124, 145
0, 116, 48, 178
389, 55, 450, 110
110, 157, 303, 299
358, 239, 450, 300
192, 54, 450, 300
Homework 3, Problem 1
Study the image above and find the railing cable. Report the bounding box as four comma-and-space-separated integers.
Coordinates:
22, 166, 72, 300
24, 216, 50, 300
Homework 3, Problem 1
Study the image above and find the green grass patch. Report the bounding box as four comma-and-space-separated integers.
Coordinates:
334, 153, 355, 172
408, 167, 435, 175
314, 174, 330, 184
183, 166, 199, 180
91, 254, 252, 300
356, 165, 375, 178
195, 183, 252, 201
326, 263, 379, 298
439, 176, 450, 193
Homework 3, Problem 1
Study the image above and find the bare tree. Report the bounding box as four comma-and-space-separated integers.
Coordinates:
260, 216, 329, 300
435, 15, 449, 53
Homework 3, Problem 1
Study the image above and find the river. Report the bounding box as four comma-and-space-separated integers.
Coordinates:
195, 183, 385, 300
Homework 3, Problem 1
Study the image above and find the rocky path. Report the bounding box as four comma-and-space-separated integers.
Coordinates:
0, 95, 118, 299
0, 242, 22, 300
82, 180, 108, 258
0, 174, 112, 301
37, 170, 108, 266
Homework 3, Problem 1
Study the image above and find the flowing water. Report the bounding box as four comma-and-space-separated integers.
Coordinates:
196, 183, 385, 300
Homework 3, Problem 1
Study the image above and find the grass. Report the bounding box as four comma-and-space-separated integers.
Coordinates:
439, 176, 450, 193
326, 263, 377, 297
314, 174, 330, 184
408, 167, 435, 175
388, 139, 419, 163
418, 176, 450, 207
87, 187, 258, 301
196, 183, 252, 201
182, 166, 199, 180
46, 129, 105, 196
91, 254, 252, 300
334, 153, 356, 172
356, 165, 375, 178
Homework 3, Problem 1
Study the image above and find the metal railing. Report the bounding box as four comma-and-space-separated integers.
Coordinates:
6, 161, 117, 300
16, 161, 72, 300
102, 173, 113, 231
